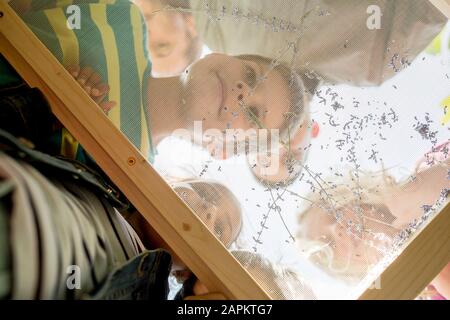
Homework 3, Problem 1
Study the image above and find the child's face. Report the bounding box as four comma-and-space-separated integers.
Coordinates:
180, 54, 309, 154
136, 0, 199, 77
173, 180, 242, 247
178, 53, 313, 162
300, 203, 400, 276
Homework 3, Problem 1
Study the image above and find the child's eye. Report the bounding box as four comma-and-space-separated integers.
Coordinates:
244, 65, 257, 88
248, 106, 260, 118
242, 104, 264, 129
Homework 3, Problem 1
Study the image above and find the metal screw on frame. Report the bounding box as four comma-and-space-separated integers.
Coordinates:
127, 156, 136, 166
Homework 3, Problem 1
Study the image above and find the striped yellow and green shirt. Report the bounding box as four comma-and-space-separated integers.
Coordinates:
11, 0, 155, 163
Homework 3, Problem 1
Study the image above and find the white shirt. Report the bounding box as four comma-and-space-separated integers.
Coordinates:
190, 0, 447, 86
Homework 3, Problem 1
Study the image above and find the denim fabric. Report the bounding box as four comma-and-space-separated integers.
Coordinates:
87, 250, 172, 300
0, 128, 129, 211
0, 152, 172, 299
0, 133, 173, 300
0, 152, 171, 300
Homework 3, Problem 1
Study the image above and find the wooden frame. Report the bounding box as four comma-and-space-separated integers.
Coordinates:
430, 0, 450, 18
0, 0, 448, 300
359, 202, 450, 299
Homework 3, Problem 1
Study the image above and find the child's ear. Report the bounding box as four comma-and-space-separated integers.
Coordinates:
184, 14, 198, 38
311, 120, 320, 138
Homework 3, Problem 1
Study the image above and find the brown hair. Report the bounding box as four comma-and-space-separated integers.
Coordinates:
296, 169, 399, 283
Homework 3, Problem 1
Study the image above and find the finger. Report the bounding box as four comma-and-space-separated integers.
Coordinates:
99, 101, 116, 114
86, 71, 102, 94
93, 91, 106, 104
66, 65, 80, 78
92, 86, 108, 104
83, 85, 92, 96
92, 84, 109, 102
77, 66, 94, 85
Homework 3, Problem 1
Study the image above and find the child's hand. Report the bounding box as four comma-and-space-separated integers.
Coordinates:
415, 141, 450, 173
66, 65, 116, 115
184, 280, 227, 300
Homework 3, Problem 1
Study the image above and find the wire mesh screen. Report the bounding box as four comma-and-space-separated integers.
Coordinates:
11, 0, 449, 299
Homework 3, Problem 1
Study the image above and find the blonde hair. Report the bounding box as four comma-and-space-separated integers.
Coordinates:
296, 169, 400, 283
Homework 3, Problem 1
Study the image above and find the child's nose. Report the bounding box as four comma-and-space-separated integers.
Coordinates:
221, 81, 247, 117
232, 80, 261, 111
234, 80, 253, 102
